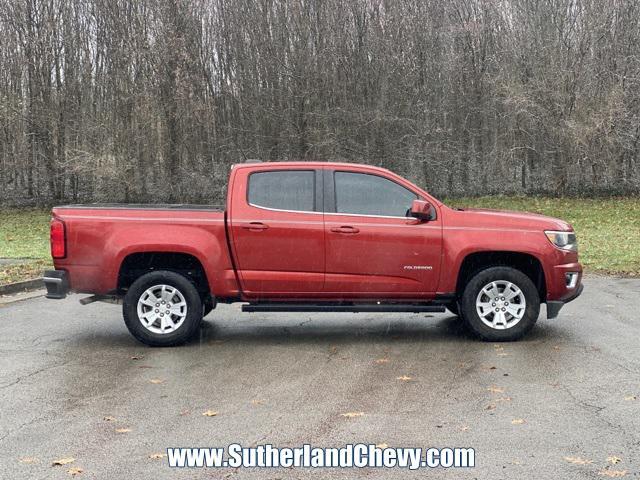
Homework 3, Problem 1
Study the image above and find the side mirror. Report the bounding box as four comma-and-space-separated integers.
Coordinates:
410, 199, 433, 221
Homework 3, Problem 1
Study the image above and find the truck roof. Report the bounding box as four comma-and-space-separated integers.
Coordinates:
232, 161, 394, 174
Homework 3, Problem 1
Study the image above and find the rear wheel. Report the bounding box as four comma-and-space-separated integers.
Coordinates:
202, 295, 215, 318
460, 266, 540, 341
123, 270, 202, 346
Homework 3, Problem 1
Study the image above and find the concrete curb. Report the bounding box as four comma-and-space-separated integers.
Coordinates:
0, 289, 45, 306
0, 278, 43, 296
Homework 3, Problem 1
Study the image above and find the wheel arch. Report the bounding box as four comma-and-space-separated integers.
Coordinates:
117, 251, 211, 296
455, 251, 546, 300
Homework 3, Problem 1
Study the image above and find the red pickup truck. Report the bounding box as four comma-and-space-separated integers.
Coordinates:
44, 161, 583, 345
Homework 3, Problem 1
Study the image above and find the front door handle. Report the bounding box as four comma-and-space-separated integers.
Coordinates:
242, 222, 269, 231
330, 226, 360, 234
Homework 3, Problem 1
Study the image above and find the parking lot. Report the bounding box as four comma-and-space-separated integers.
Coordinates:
1, 275, 638, 479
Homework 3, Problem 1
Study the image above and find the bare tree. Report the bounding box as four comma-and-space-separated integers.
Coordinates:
1, 0, 639, 206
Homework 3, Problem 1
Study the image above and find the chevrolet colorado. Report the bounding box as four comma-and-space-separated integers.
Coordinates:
44, 162, 583, 345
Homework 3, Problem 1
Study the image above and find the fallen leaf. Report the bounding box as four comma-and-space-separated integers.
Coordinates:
607, 456, 622, 465
103, 416, 115, 422
130, 355, 144, 360
564, 456, 593, 465
115, 428, 131, 433
149, 453, 167, 459
202, 410, 219, 417
251, 399, 265, 406
511, 418, 526, 425
341, 412, 364, 418
624, 395, 636, 401
52, 458, 75, 466
149, 378, 164, 384
328, 346, 338, 355
487, 386, 505, 393
19, 457, 39, 464
460, 425, 470, 432
67, 467, 84, 476
553, 345, 561, 351
375, 358, 390, 364
485, 404, 496, 410
598, 470, 627, 478
376, 443, 388, 449
396, 375, 414, 381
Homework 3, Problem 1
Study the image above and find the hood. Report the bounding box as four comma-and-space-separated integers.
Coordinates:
446, 207, 573, 231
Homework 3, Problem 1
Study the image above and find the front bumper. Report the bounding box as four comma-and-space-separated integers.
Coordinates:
546, 283, 584, 319
43, 270, 70, 299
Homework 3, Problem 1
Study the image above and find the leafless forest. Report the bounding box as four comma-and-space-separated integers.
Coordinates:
1, 0, 639, 205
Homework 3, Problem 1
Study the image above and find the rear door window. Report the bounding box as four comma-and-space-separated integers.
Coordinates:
248, 170, 315, 212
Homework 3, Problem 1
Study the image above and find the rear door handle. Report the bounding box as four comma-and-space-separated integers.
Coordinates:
330, 226, 360, 234
242, 222, 269, 231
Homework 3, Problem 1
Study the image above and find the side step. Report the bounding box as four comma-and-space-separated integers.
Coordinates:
242, 303, 446, 313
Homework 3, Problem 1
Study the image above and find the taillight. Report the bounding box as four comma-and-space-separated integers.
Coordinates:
50, 218, 66, 259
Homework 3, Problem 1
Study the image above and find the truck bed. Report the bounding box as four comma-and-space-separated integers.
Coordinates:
51, 203, 234, 297
55, 203, 224, 211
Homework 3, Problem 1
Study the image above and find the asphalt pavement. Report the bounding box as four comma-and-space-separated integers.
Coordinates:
0, 276, 638, 479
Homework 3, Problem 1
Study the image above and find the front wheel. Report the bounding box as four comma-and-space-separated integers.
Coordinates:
123, 270, 203, 346
459, 266, 540, 341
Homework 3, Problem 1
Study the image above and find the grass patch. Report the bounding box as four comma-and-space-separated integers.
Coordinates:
0, 198, 639, 285
445, 197, 640, 277
0, 208, 51, 259
0, 208, 52, 285
0, 259, 50, 285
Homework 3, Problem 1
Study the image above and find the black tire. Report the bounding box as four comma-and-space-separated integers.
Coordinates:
202, 296, 215, 318
459, 266, 540, 341
123, 270, 203, 346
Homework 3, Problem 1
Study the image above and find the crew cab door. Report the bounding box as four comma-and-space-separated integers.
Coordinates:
228, 167, 324, 297
323, 169, 442, 297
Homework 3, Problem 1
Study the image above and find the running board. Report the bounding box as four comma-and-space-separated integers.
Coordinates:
241, 303, 446, 313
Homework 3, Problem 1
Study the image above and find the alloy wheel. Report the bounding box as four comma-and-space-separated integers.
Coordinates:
475, 280, 526, 330
136, 284, 188, 334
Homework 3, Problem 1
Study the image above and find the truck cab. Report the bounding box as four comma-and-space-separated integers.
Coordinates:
229, 162, 443, 299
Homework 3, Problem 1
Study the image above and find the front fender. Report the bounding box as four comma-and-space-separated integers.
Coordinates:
438, 228, 551, 294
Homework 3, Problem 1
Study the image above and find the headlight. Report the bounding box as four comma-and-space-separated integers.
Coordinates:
545, 230, 578, 252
